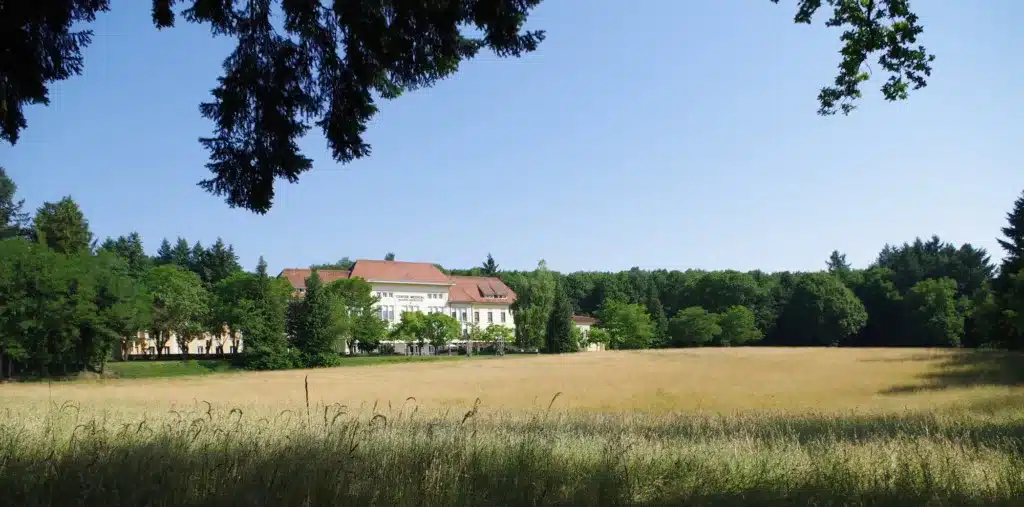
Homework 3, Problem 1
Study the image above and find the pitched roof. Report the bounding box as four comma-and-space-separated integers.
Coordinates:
279, 268, 350, 289
349, 260, 452, 285
448, 276, 517, 304
572, 315, 599, 325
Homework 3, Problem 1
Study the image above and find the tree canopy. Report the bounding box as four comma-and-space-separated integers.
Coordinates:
2, 1, 935, 213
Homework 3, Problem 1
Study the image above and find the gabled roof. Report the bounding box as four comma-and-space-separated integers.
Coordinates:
572, 315, 599, 325
349, 260, 452, 285
279, 268, 350, 289
448, 276, 517, 304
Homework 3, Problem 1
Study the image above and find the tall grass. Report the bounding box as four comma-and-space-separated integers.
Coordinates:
2, 388, 1023, 506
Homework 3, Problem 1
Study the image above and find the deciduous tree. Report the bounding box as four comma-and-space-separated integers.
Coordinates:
145, 265, 209, 357
598, 300, 654, 350
718, 305, 763, 346
668, 307, 721, 347
777, 272, 867, 346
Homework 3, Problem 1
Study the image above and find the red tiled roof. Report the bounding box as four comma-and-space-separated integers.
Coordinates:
572, 315, 599, 325
448, 276, 517, 304
349, 260, 452, 284
279, 268, 350, 289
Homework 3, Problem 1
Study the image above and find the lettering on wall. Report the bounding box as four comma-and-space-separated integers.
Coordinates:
396, 295, 424, 302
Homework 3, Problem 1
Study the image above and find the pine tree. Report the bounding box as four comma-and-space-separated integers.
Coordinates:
295, 270, 339, 366
0, 167, 30, 240
204, 238, 242, 286
170, 238, 192, 268
242, 257, 292, 370
189, 241, 208, 281
545, 281, 576, 353
481, 253, 499, 276
155, 239, 173, 265
998, 191, 1024, 285
995, 190, 1024, 349
827, 250, 852, 279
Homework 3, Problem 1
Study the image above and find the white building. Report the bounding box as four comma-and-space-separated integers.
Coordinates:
280, 260, 516, 353
573, 315, 605, 352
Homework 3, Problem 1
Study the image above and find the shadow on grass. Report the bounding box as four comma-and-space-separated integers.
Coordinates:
3, 431, 1020, 507
872, 349, 1024, 395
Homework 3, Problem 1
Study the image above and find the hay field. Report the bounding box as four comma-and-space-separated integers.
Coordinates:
3, 348, 1024, 506
2, 348, 1022, 416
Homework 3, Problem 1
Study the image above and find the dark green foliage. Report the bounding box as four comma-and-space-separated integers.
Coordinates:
718, 305, 763, 346
32, 196, 93, 254
311, 256, 354, 271
904, 278, 965, 347
545, 282, 576, 353
99, 232, 150, 280
777, 273, 867, 346
0, 167, 30, 240
481, 253, 499, 276
0, 238, 147, 376
293, 270, 339, 366
826, 250, 851, 280
384, 252, 396, 261
668, 307, 721, 347
4, 2, 935, 212
241, 258, 294, 370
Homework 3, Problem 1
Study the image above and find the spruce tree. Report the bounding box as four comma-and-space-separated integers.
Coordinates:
826, 250, 852, 280
242, 257, 292, 370
998, 191, 1024, 287
0, 167, 29, 240
481, 253, 499, 276
996, 190, 1024, 348
155, 239, 174, 265
545, 282, 576, 353
295, 270, 339, 366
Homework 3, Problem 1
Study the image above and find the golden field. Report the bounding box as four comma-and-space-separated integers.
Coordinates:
2, 347, 1022, 416
3, 348, 1024, 506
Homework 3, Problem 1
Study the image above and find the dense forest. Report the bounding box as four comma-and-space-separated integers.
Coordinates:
4, 166, 1024, 378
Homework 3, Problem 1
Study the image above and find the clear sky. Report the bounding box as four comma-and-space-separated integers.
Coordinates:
2, 1, 1022, 274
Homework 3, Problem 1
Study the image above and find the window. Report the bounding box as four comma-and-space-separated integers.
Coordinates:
488, 311, 493, 323
501, 311, 506, 323
474, 311, 479, 323
197, 346, 205, 354
389, 292, 393, 298
451, 311, 456, 318
231, 346, 238, 354
163, 347, 170, 355
461, 311, 467, 322
428, 293, 434, 299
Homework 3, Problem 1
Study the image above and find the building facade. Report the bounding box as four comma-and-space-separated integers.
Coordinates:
572, 315, 605, 352
125, 260, 517, 358
280, 260, 517, 352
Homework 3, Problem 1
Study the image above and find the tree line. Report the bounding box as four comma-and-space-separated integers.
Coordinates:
460, 205, 1024, 355
5, 165, 1024, 378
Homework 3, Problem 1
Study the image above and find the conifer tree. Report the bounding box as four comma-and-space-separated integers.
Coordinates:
545, 281, 576, 353
295, 270, 339, 366
481, 253, 499, 276
242, 257, 293, 370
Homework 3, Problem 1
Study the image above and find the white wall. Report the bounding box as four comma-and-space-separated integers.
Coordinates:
371, 282, 454, 326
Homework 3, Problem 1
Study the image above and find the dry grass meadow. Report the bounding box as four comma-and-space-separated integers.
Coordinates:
3, 348, 1024, 506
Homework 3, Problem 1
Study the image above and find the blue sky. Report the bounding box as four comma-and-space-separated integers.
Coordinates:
2, 1, 1022, 274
